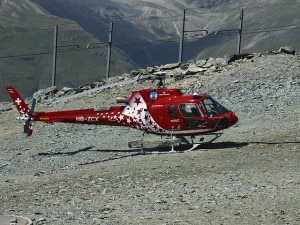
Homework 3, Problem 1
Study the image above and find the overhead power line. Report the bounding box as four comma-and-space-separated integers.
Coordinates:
0, 51, 52, 59
0, 1, 299, 60
0, 22, 298, 60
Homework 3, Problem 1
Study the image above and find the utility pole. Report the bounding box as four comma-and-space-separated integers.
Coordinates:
106, 22, 113, 79
237, 8, 244, 55
178, 9, 185, 63
52, 24, 58, 87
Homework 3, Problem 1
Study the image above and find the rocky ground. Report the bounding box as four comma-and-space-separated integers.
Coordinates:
0, 52, 299, 224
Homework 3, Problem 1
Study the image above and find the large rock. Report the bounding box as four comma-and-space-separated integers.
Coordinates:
160, 62, 181, 70
195, 59, 207, 67
278, 46, 295, 55
215, 57, 228, 67
203, 57, 215, 68
33, 86, 58, 101
186, 64, 207, 74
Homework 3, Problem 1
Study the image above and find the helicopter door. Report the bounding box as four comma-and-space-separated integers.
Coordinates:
179, 103, 208, 129
168, 104, 181, 131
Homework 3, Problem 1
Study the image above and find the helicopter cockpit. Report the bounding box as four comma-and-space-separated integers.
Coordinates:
176, 97, 229, 119
174, 97, 231, 129
200, 97, 229, 117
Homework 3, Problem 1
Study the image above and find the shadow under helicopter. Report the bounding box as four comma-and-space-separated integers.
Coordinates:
36, 133, 223, 158
36, 137, 299, 166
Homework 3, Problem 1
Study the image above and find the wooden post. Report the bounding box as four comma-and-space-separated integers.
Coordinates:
178, 9, 185, 63
52, 24, 58, 86
106, 22, 113, 79
237, 8, 244, 55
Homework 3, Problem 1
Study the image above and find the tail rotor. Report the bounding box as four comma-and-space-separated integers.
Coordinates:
6, 86, 36, 137
24, 98, 36, 136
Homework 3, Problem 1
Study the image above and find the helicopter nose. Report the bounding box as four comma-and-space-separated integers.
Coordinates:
229, 112, 238, 126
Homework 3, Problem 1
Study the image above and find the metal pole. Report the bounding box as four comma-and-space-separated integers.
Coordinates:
52, 24, 58, 86
178, 9, 185, 63
106, 22, 113, 79
237, 8, 244, 55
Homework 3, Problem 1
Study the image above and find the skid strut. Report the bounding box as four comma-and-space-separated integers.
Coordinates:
128, 136, 181, 153
128, 133, 223, 153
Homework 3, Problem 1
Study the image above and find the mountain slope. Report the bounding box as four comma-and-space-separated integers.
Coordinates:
30, 0, 300, 61
0, 0, 136, 101
29, 0, 232, 66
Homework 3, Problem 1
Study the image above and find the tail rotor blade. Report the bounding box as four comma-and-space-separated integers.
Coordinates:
24, 98, 36, 135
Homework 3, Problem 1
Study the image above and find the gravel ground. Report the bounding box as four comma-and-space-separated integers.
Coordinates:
0, 53, 299, 224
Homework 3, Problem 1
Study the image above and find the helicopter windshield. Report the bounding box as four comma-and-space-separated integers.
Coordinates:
201, 97, 229, 117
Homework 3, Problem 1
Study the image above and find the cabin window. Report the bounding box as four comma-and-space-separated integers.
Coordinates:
168, 104, 178, 118
201, 97, 229, 117
179, 104, 202, 118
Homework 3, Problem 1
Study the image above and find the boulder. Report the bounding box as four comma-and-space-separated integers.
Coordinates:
278, 46, 295, 55
215, 57, 228, 67
160, 62, 180, 70
33, 86, 58, 100
186, 64, 207, 74
203, 57, 215, 68
195, 59, 207, 67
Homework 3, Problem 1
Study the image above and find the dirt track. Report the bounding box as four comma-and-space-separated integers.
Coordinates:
0, 53, 299, 224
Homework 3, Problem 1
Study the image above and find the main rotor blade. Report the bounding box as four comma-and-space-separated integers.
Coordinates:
24, 98, 36, 134
51, 78, 138, 104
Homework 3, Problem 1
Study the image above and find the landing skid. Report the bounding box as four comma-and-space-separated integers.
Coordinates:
128, 135, 181, 154
183, 143, 201, 152
128, 133, 222, 154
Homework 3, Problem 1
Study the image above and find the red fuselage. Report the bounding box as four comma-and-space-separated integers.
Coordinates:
32, 88, 238, 136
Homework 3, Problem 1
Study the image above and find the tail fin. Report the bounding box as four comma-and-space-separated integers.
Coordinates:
6, 86, 30, 118
6, 86, 34, 136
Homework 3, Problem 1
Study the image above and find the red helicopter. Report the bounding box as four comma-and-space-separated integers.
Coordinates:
6, 73, 238, 153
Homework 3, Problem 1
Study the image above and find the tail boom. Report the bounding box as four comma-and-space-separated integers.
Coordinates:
6, 86, 34, 136
6, 86, 31, 118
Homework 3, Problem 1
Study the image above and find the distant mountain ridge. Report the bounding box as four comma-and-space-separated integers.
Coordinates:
29, 0, 300, 64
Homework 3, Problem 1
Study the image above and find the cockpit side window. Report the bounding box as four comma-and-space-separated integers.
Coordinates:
201, 97, 229, 117
168, 104, 178, 118
179, 104, 202, 118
